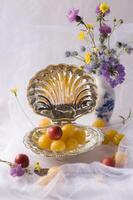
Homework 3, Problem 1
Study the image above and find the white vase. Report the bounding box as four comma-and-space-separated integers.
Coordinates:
94, 74, 115, 122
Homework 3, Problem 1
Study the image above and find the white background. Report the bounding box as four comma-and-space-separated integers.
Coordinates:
0, 0, 133, 123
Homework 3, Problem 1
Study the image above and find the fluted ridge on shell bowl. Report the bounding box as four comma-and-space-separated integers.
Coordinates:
27, 64, 98, 122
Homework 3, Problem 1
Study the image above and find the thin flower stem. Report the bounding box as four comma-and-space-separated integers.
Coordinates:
107, 35, 111, 49
78, 54, 85, 59
15, 96, 35, 127
89, 31, 96, 48
82, 22, 96, 48
119, 109, 132, 124
117, 50, 123, 57
84, 37, 93, 52
117, 47, 125, 57
72, 55, 85, 62
127, 41, 133, 45
108, 22, 123, 49
87, 30, 96, 48
84, 37, 90, 46
0, 159, 12, 166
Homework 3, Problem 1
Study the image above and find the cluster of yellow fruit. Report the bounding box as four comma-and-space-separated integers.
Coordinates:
37, 118, 86, 152
103, 129, 124, 145
92, 118, 125, 145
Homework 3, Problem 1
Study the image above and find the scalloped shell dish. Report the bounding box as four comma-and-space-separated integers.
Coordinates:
27, 64, 97, 122
24, 64, 104, 159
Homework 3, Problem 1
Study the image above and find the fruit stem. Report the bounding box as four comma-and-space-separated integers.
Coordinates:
15, 96, 35, 128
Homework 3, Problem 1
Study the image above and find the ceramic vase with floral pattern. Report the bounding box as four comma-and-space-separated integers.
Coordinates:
94, 74, 115, 122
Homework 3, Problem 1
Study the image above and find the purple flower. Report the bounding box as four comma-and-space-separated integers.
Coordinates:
67, 8, 79, 22
10, 164, 25, 177
96, 5, 101, 15
99, 23, 111, 35
96, 4, 110, 16
84, 64, 97, 73
100, 63, 126, 88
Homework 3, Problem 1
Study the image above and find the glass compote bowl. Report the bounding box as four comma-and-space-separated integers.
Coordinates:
23, 64, 104, 158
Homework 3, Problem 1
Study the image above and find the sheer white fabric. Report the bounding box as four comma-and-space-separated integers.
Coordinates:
1, 162, 133, 200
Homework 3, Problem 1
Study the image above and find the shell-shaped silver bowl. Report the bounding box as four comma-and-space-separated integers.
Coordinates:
23, 125, 104, 159
27, 64, 97, 122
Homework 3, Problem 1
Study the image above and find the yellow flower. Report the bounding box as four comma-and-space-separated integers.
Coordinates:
93, 47, 99, 53
86, 24, 94, 30
10, 88, 18, 96
78, 31, 85, 40
99, 2, 109, 13
85, 52, 91, 64
34, 162, 41, 172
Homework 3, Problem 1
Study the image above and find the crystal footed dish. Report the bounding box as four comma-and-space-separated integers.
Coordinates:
24, 64, 104, 159
23, 124, 104, 158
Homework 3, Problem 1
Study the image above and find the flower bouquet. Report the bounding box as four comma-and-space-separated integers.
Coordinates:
66, 2, 133, 121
